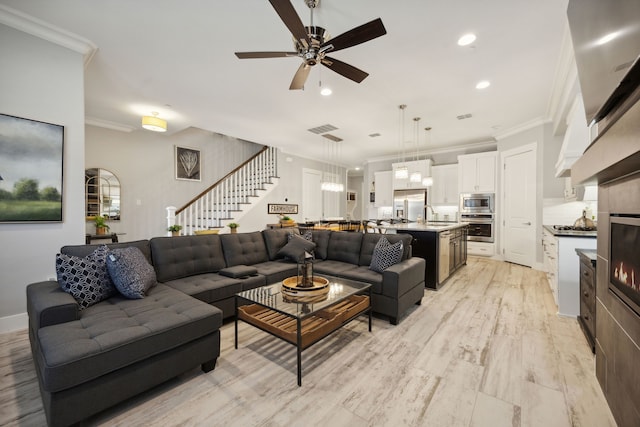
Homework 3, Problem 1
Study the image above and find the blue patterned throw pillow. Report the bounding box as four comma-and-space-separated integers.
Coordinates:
56, 245, 117, 309
106, 247, 157, 299
369, 236, 404, 273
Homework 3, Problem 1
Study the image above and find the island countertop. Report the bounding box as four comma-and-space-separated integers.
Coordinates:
379, 222, 469, 233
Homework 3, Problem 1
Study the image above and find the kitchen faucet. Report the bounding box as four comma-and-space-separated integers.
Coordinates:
424, 204, 435, 223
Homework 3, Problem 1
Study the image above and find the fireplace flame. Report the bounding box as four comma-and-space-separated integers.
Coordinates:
614, 261, 638, 290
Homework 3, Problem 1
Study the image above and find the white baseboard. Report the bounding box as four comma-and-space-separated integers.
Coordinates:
0, 312, 28, 334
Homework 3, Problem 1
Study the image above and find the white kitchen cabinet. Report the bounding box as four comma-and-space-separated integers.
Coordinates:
468, 241, 494, 257
430, 164, 458, 205
543, 227, 596, 317
458, 152, 497, 193
392, 159, 432, 190
374, 170, 393, 207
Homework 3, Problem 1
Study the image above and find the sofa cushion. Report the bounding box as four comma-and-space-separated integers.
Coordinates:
150, 235, 226, 282
277, 234, 316, 261
163, 273, 242, 303
310, 230, 331, 259
251, 260, 298, 283
55, 245, 116, 310
326, 231, 363, 265
328, 266, 384, 294
221, 232, 269, 266
369, 237, 404, 273
107, 247, 157, 299
359, 233, 413, 266
35, 284, 222, 393
62, 240, 151, 264
262, 228, 299, 260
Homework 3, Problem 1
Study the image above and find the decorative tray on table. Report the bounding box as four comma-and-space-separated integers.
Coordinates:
281, 276, 330, 303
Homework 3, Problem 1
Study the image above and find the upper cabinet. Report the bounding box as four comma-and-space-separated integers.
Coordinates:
458, 152, 497, 193
392, 159, 432, 190
430, 164, 458, 205
374, 170, 393, 207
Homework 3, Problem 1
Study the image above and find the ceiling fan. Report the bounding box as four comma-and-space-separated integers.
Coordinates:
235, 0, 387, 90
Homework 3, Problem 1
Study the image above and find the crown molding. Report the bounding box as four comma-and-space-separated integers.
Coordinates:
0, 4, 97, 66
493, 116, 550, 141
364, 139, 498, 164
85, 116, 136, 133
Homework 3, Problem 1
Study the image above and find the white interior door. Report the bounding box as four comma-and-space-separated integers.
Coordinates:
502, 143, 537, 267
302, 168, 322, 222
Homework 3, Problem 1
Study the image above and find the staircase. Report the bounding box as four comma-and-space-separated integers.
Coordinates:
170, 146, 278, 235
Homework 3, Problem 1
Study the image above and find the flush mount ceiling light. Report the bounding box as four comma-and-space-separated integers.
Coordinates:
476, 80, 491, 90
457, 33, 476, 46
141, 112, 167, 132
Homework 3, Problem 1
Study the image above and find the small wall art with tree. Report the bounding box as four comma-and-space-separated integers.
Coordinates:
0, 114, 64, 222
175, 146, 201, 181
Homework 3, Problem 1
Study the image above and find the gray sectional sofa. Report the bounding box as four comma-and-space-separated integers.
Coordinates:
26, 228, 425, 426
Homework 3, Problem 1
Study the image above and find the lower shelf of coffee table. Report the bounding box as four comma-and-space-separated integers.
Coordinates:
237, 294, 369, 349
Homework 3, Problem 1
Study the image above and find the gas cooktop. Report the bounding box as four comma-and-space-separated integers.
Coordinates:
545, 225, 597, 237
553, 225, 597, 231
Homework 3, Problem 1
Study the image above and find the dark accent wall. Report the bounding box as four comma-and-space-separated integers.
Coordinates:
571, 78, 640, 427
596, 172, 640, 427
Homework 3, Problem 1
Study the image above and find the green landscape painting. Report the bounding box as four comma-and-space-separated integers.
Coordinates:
0, 114, 64, 222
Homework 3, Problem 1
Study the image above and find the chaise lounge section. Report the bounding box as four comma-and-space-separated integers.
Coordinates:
26, 228, 425, 425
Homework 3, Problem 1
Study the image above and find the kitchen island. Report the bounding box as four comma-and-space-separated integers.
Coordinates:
382, 222, 469, 290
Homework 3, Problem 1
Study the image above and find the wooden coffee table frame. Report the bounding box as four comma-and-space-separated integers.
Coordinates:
235, 281, 372, 386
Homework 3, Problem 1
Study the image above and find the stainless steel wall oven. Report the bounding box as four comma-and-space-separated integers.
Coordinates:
460, 193, 495, 243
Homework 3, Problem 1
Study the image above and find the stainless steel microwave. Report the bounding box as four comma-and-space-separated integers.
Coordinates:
460, 193, 494, 213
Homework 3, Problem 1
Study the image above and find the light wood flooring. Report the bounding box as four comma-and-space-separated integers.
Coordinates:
0, 257, 617, 426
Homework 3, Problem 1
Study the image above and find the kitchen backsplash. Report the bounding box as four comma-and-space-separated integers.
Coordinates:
543, 198, 597, 225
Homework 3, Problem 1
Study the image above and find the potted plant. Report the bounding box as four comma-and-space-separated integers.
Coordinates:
228, 223, 239, 234
94, 216, 110, 235
279, 215, 294, 225
167, 224, 182, 237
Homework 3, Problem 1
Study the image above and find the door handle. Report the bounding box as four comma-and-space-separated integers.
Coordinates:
523, 222, 531, 225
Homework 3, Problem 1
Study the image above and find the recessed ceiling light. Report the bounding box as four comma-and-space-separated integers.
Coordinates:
457, 33, 476, 46
476, 80, 490, 89
355, 167, 361, 171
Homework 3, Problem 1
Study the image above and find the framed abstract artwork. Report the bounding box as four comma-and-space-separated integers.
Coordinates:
175, 146, 201, 181
0, 114, 64, 222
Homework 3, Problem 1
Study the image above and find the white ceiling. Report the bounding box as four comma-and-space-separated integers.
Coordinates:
1, 0, 570, 168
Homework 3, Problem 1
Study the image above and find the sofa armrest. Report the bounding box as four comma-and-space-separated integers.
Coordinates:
27, 281, 79, 331
381, 257, 426, 298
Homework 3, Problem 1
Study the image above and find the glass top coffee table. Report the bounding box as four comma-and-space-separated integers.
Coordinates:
235, 276, 371, 386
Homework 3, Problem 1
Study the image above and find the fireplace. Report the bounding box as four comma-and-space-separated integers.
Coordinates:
609, 215, 640, 316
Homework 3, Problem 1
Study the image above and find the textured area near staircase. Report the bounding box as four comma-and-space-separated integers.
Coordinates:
0, 258, 616, 426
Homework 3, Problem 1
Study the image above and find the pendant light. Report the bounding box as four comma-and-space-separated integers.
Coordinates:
410, 117, 422, 183
394, 104, 408, 179
422, 127, 434, 187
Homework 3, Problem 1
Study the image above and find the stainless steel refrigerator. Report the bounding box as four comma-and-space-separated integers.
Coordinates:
393, 189, 427, 222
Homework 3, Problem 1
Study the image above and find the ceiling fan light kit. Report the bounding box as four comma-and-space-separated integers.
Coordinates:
235, 0, 387, 90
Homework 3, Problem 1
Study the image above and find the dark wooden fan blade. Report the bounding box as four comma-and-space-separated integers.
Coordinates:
269, 0, 309, 46
235, 51, 298, 59
321, 18, 387, 53
289, 63, 311, 90
322, 56, 369, 83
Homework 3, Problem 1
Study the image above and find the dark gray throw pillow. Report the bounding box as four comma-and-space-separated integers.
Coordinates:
56, 245, 116, 309
277, 234, 316, 261
107, 247, 157, 299
369, 236, 404, 273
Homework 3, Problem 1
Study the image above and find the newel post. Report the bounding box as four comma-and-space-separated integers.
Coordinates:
166, 206, 176, 237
